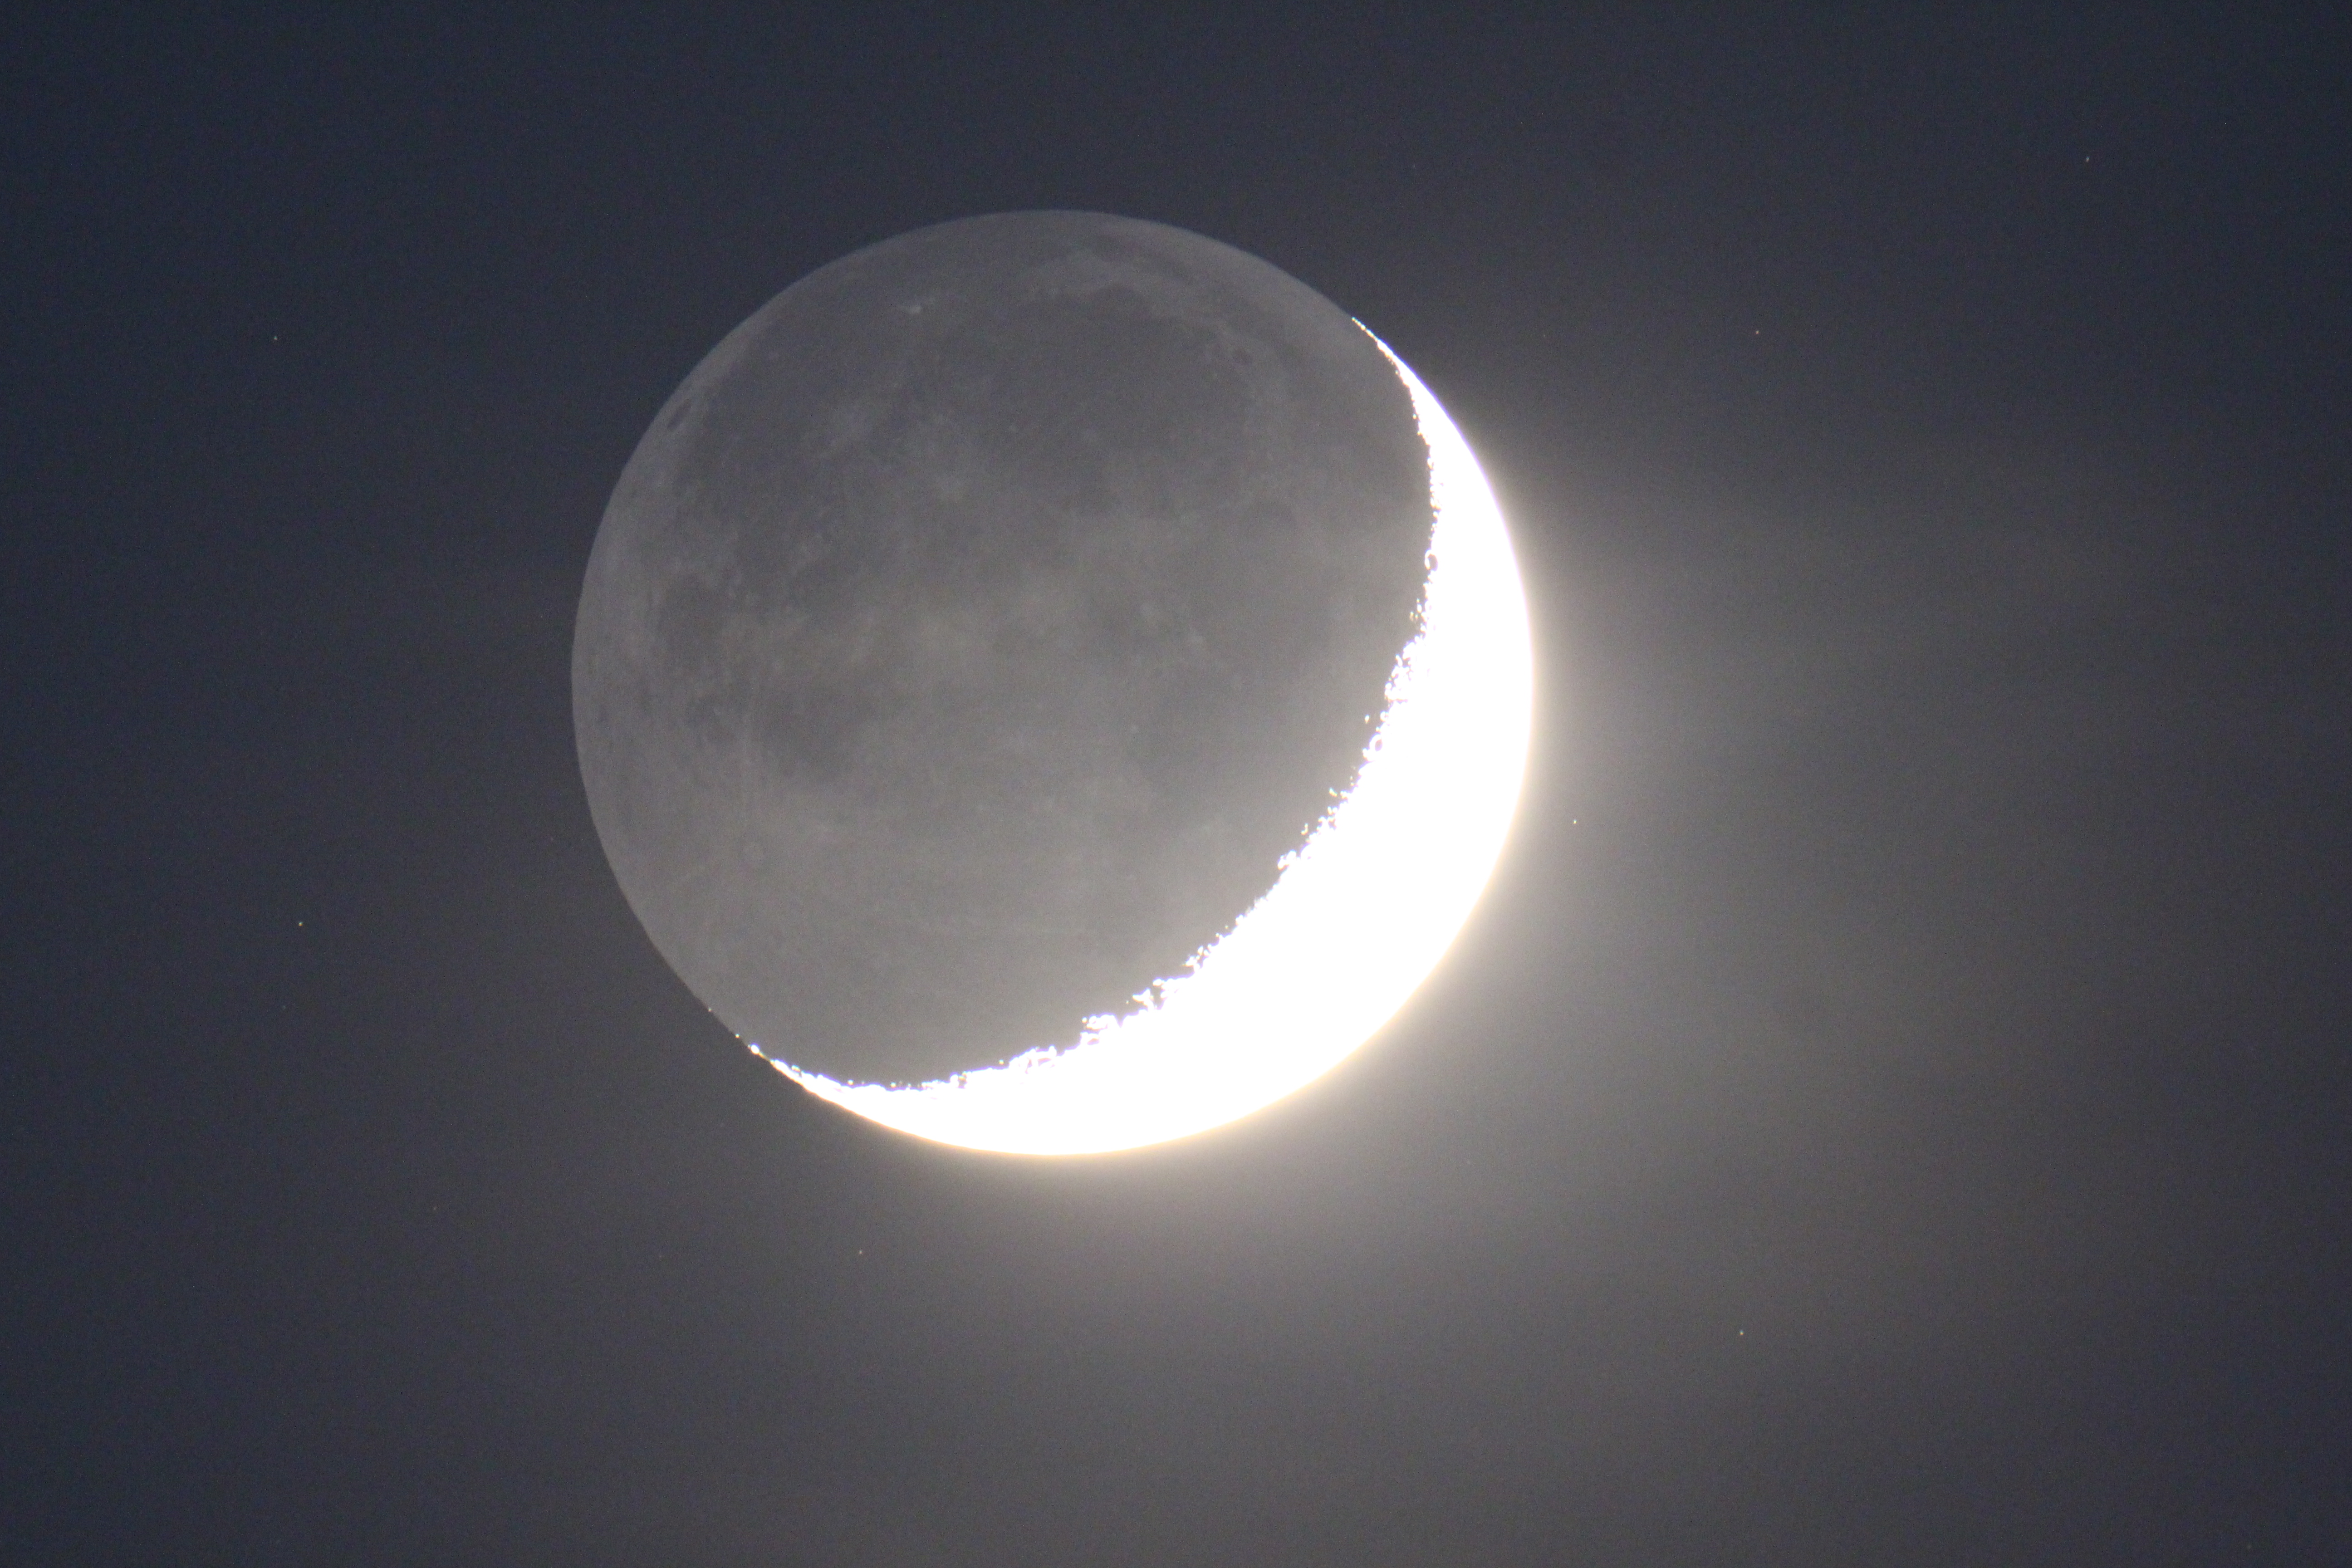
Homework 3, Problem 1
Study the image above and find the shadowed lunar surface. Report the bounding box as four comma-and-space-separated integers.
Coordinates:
574, 213, 1435, 1085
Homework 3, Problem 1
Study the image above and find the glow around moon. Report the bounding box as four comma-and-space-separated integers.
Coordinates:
773, 333, 1533, 1156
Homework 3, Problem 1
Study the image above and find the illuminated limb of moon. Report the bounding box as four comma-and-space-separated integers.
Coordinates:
773, 333, 1534, 1156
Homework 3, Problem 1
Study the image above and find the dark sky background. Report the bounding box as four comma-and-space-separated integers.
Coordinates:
5, 8, 2348, 1564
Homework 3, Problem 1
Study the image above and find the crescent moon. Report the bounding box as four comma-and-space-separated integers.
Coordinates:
775, 334, 1533, 1155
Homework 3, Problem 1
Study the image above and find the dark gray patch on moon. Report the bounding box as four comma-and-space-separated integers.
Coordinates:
574, 212, 1433, 1085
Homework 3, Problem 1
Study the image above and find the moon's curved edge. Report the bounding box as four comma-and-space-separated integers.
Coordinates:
767, 331, 1535, 1155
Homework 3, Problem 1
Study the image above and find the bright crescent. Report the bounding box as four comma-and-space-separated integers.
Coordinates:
777, 332, 1534, 1155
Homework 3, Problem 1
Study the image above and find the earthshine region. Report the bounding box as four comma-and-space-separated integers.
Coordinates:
572, 213, 1532, 1156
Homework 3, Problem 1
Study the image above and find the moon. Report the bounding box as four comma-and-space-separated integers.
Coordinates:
574, 212, 1531, 1156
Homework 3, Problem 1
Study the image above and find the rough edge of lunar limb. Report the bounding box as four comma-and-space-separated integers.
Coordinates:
775, 330, 1535, 1156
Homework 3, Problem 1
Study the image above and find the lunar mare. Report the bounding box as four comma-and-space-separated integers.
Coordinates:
576, 213, 1435, 1090
778, 337, 1531, 1154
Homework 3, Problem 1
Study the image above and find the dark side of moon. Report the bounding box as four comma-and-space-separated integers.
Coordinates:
574, 213, 1436, 1087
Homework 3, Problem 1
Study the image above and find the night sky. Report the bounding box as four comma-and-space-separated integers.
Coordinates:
5, 10, 2348, 1564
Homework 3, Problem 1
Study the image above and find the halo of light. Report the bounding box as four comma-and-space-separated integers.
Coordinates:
769, 333, 1534, 1155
